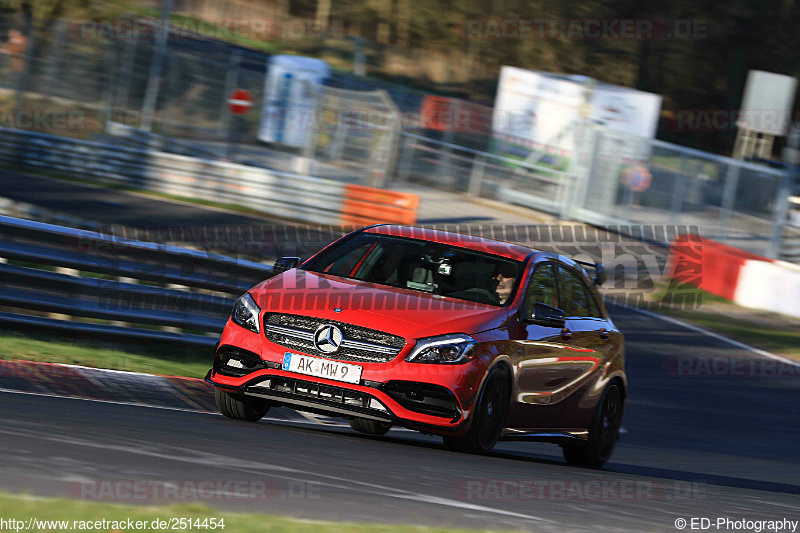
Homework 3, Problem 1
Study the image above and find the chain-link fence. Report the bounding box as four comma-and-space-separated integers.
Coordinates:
0, 14, 406, 184
394, 132, 575, 217
1, 14, 796, 260
1, 16, 112, 137
573, 129, 792, 257
394, 128, 797, 259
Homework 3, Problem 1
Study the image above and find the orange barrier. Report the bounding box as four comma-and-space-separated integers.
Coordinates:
420, 95, 492, 134
340, 184, 420, 226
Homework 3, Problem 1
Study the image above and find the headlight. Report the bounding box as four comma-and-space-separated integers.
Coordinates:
405, 334, 477, 364
231, 293, 261, 333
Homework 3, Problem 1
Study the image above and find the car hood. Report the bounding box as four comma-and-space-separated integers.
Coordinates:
250, 269, 509, 339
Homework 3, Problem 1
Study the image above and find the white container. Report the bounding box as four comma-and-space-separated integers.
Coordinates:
258, 55, 330, 148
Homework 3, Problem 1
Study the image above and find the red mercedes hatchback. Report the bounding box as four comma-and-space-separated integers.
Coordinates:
207, 225, 626, 467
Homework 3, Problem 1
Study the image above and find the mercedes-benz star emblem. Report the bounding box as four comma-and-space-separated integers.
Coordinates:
313, 325, 343, 354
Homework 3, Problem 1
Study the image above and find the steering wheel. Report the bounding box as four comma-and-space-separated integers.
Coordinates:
462, 287, 500, 304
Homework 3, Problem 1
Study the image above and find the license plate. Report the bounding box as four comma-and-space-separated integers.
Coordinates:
282, 352, 362, 384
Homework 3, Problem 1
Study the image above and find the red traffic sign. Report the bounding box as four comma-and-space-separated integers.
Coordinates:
227, 89, 253, 115
621, 165, 652, 192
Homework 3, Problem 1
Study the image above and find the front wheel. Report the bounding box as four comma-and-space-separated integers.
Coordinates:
349, 418, 392, 436
215, 388, 271, 421
443, 366, 509, 454
562, 381, 624, 468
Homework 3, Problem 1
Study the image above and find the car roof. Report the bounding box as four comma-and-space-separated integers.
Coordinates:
364, 225, 538, 262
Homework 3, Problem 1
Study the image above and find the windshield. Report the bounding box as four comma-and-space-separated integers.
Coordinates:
301, 233, 523, 306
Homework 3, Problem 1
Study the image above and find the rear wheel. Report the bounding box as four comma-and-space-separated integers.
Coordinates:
562, 381, 624, 468
214, 388, 271, 421
443, 366, 509, 454
349, 418, 392, 436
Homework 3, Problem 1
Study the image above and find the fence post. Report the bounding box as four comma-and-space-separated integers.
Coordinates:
102, 39, 117, 131
140, 0, 174, 132
300, 88, 322, 175
767, 169, 793, 259
12, 7, 34, 117
381, 111, 402, 186
43, 19, 67, 99
766, 129, 798, 259
669, 153, 690, 226
397, 135, 414, 182
563, 122, 599, 220
717, 162, 741, 244
217, 48, 242, 139
117, 36, 137, 113
467, 154, 486, 196
440, 130, 454, 186
160, 50, 180, 138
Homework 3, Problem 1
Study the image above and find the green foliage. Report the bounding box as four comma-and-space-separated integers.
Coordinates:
4, 0, 798, 154
8, 0, 129, 29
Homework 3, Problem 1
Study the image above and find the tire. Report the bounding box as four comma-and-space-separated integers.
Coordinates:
443, 366, 509, 454
562, 381, 624, 468
349, 418, 392, 436
214, 388, 271, 422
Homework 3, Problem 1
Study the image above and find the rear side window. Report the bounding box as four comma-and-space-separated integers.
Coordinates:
556, 267, 592, 317
583, 284, 603, 318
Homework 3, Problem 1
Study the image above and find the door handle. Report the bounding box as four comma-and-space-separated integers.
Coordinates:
599, 328, 609, 340
560, 328, 572, 341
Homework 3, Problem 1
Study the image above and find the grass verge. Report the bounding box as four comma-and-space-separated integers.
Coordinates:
646, 283, 800, 360
0, 329, 211, 378
0, 491, 492, 533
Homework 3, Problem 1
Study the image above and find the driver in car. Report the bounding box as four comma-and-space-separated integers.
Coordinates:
492, 263, 517, 304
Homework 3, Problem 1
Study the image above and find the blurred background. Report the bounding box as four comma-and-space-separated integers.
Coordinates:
0, 0, 798, 261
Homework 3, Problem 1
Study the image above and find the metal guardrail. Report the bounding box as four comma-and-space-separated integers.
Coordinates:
0, 126, 347, 226
0, 127, 420, 227
0, 215, 274, 347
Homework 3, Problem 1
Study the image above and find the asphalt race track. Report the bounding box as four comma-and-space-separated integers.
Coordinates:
1, 306, 798, 532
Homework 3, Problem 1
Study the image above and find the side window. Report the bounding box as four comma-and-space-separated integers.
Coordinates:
524, 263, 559, 317
584, 285, 603, 318
556, 267, 591, 317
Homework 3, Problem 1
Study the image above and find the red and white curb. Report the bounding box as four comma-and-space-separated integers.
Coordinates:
0, 359, 339, 425
669, 236, 800, 320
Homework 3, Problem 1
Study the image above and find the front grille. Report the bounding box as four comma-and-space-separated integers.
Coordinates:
263, 313, 405, 363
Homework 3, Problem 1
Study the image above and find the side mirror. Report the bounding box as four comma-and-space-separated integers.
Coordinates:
528, 302, 566, 328
273, 256, 300, 274
575, 259, 607, 285
594, 263, 606, 285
